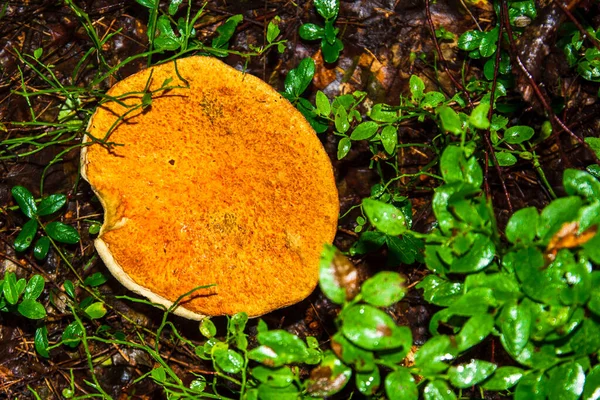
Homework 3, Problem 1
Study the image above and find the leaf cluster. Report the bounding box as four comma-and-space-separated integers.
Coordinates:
299, 0, 343, 63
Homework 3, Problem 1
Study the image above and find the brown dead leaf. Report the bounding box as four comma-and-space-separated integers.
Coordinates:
332, 252, 360, 301
545, 222, 597, 261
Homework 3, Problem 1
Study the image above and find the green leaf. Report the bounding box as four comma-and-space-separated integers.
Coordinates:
479, 28, 498, 57
457, 30, 483, 51
456, 313, 494, 352
385, 368, 417, 400
45, 222, 80, 244
248, 330, 310, 367
362, 199, 407, 236
380, 125, 398, 154
409, 75, 425, 102
537, 196, 583, 242
356, 367, 381, 396
370, 104, 398, 123
448, 359, 497, 389
414, 335, 457, 376
212, 14, 243, 49
506, 207, 539, 244
319, 244, 350, 304
421, 92, 446, 108
439, 145, 483, 187
337, 137, 351, 160
15, 219, 38, 252
257, 384, 298, 400
18, 299, 46, 319
386, 234, 424, 265
464, 272, 521, 303
504, 125, 535, 144
84, 302, 107, 319
350, 121, 379, 141
37, 194, 67, 216
563, 168, 600, 200
266, 17, 281, 43
469, 103, 490, 129
167, 0, 182, 15
498, 300, 531, 355
546, 362, 585, 400
33, 236, 50, 260
214, 348, 244, 374
515, 371, 547, 400
24, 275, 45, 300
12, 186, 37, 218
154, 15, 181, 51
63, 280, 76, 299
283, 58, 315, 98
493, 151, 517, 166
361, 272, 406, 307
331, 333, 375, 372
438, 106, 463, 135
334, 106, 349, 133
341, 304, 412, 351
350, 231, 386, 256
200, 318, 216, 338
569, 318, 600, 356
35, 326, 50, 358
482, 366, 524, 391
84, 272, 108, 287
583, 365, 600, 400
3, 272, 19, 305
136, 0, 155, 8
416, 274, 463, 307
306, 351, 351, 397
315, 91, 331, 116
585, 137, 600, 159
423, 380, 457, 400
252, 366, 294, 388
315, 0, 339, 20
450, 234, 495, 273
299, 23, 324, 40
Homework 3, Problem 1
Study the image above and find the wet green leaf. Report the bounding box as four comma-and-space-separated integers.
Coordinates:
515, 371, 547, 400
23, 275, 44, 301
479, 28, 498, 57
386, 234, 424, 265
257, 384, 298, 400
350, 231, 386, 256
334, 105, 349, 133
212, 14, 242, 49
456, 313, 494, 352
266, 17, 281, 43
252, 366, 294, 388
450, 234, 495, 273
15, 219, 38, 252
213, 347, 244, 374
482, 366, 524, 391
341, 304, 412, 351
546, 361, 585, 400
499, 299, 531, 355
416, 274, 463, 307
331, 332, 375, 372
570, 318, 600, 356
370, 104, 398, 123
299, 23, 324, 40
200, 318, 216, 338
356, 367, 381, 396
448, 359, 496, 388
33, 236, 50, 260
381, 125, 398, 154
62, 321, 84, 348
248, 329, 309, 367
3, 272, 19, 305
362, 199, 407, 236
315, 91, 330, 116
321, 37, 343, 63
315, 0, 339, 19
306, 351, 351, 397
37, 194, 67, 216
409, 75, 425, 102
350, 121, 379, 141
440, 145, 483, 187
284, 57, 314, 98
506, 207, 539, 244
447, 287, 497, 316
458, 30, 483, 51
361, 272, 406, 307
585, 137, 600, 159
35, 326, 49, 358
537, 196, 583, 242
63, 280, 76, 299
421, 91, 446, 108
46, 222, 80, 244
493, 151, 517, 166
385, 368, 417, 400
563, 168, 600, 200
12, 186, 37, 218
414, 335, 457, 376
423, 380, 457, 400
464, 272, 521, 303
337, 137, 351, 160
583, 365, 600, 400
18, 299, 46, 319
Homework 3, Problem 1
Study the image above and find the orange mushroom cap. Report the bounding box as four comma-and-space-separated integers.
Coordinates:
81, 56, 339, 319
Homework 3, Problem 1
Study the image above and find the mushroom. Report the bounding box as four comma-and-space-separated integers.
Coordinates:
80, 56, 339, 319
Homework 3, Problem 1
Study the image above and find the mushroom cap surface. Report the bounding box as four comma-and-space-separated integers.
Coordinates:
81, 56, 339, 319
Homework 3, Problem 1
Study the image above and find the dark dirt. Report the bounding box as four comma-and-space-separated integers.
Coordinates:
0, 0, 599, 398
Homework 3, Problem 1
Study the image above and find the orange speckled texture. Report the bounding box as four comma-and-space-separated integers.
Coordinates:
82, 56, 339, 317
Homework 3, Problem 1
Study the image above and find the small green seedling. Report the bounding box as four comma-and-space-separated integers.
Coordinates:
299, 0, 344, 63
11, 186, 80, 260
